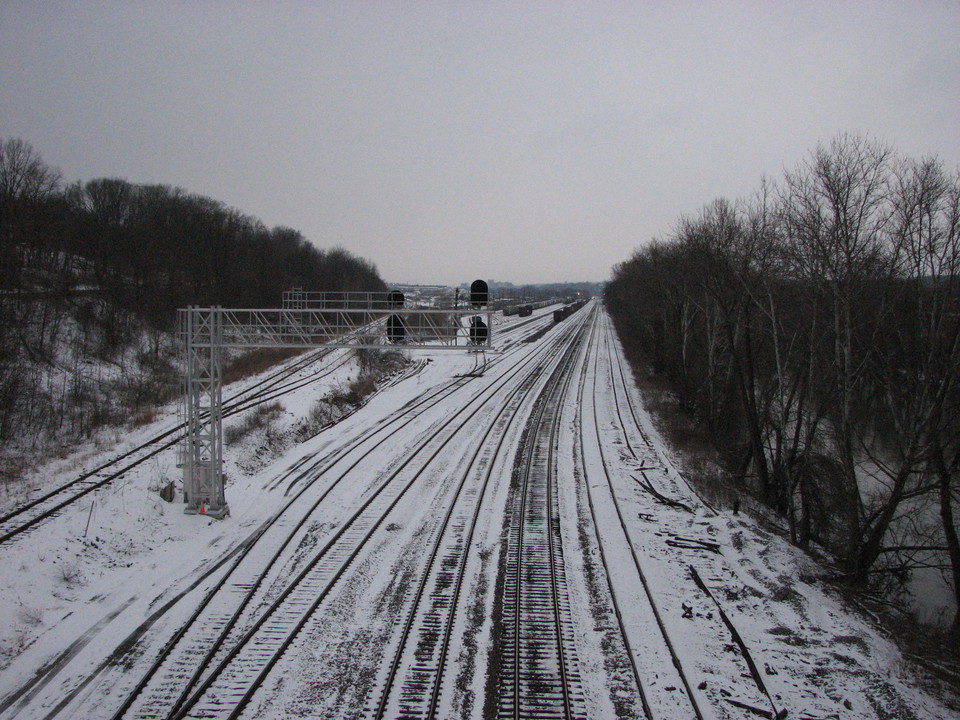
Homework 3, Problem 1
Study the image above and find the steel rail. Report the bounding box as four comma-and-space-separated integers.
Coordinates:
103, 328, 549, 720
4, 313, 563, 719
0, 348, 347, 544
109, 369, 483, 720
10, 355, 434, 720
368, 310, 586, 720
581, 310, 705, 720
497, 306, 592, 720
571, 311, 654, 719
0, 304, 554, 543
598, 311, 780, 719
599, 311, 715, 513
164, 319, 576, 720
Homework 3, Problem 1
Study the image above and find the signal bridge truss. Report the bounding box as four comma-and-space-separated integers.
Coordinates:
180, 291, 493, 518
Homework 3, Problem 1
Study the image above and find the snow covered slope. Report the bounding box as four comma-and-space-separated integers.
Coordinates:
0, 303, 952, 719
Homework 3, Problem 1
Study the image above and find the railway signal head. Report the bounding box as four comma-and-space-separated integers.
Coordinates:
470, 279, 489, 308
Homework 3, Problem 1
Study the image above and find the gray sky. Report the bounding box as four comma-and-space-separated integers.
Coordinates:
2, 2, 958, 285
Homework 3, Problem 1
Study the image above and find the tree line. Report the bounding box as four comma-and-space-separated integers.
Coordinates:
0, 137, 386, 448
605, 135, 959, 633
1, 137, 385, 324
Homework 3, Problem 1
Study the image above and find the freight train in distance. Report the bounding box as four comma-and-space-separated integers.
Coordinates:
552, 299, 587, 323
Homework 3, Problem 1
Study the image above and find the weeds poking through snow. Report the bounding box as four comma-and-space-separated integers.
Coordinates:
58, 560, 83, 586
224, 402, 285, 446
17, 602, 43, 626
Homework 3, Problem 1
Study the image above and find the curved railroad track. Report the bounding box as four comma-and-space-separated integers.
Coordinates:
0, 306, 561, 547
0, 346, 354, 545
99, 309, 573, 720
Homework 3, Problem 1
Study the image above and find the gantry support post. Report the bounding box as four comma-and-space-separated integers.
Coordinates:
182, 307, 228, 518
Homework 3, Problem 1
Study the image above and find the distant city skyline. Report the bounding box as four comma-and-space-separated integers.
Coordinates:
2, 1, 958, 285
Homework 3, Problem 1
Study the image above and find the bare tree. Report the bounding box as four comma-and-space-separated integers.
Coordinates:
779, 134, 898, 580
0, 138, 61, 205
888, 157, 960, 633
607, 135, 960, 629
0, 138, 62, 291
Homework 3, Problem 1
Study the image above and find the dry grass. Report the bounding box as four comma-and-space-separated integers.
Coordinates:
131, 407, 158, 427
337, 376, 377, 406
224, 401, 285, 445
0, 458, 27, 489
614, 328, 745, 513
17, 604, 44, 626
293, 352, 407, 443
222, 348, 306, 384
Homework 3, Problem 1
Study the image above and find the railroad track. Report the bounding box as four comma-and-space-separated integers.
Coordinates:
493, 305, 593, 720
0, 306, 559, 546
574, 311, 703, 720
364, 309, 589, 720
0, 306, 572, 719
102, 310, 576, 720
597, 313, 714, 512
62, 372, 463, 718
0, 347, 357, 545
571, 309, 782, 720
105, 376, 485, 719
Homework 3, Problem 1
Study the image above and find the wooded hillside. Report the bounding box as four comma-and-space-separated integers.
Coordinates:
0, 137, 386, 455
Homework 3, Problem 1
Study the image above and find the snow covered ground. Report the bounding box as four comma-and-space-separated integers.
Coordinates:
0, 303, 954, 719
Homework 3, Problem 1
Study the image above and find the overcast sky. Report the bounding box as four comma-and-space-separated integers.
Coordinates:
2, 2, 958, 285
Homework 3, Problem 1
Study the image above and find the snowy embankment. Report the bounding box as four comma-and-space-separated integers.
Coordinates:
0, 304, 954, 720
0, 347, 365, 687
